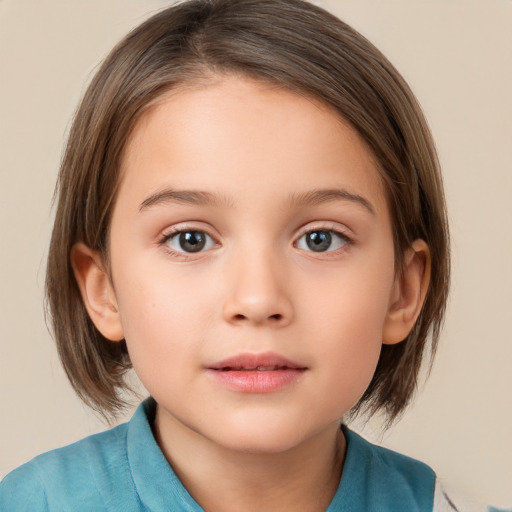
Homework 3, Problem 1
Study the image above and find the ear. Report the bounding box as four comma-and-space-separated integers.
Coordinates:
382, 239, 431, 345
70, 242, 124, 342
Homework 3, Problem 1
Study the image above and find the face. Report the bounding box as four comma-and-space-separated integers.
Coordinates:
108, 76, 398, 454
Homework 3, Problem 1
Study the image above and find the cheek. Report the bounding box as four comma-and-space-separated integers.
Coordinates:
112, 262, 219, 383
309, 299, 386, 417
308, 255, 395, 337
306, 256, 395, 392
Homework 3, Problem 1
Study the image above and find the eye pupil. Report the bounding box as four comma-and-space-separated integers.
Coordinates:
306, 231, 332, 252
179, 231, 206, 252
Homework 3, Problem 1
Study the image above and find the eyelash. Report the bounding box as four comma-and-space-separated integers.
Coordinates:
294, 228, 352, 255
158, 227, 218, 258
158, 225, 353, 258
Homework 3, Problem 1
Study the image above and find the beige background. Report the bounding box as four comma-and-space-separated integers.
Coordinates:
0, 0, 511, 509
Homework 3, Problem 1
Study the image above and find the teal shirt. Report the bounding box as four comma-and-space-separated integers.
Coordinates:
0, 399, 435, 511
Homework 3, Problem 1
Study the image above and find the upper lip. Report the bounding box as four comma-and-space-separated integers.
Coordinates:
207, 352, 307, 371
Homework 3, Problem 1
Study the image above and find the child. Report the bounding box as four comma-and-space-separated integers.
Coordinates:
0, 0, 453, 510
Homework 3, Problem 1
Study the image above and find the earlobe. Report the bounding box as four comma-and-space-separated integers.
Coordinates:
382, 239, 431, 345
70, 243, 125, 342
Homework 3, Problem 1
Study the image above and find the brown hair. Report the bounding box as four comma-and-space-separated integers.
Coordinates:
46, 0, 450, 422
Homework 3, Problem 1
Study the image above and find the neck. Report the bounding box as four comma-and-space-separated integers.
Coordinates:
154, 407, 346, 512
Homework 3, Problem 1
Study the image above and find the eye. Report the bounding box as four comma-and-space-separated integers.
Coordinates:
164, 230, 216, 253
296, 229, 349, 253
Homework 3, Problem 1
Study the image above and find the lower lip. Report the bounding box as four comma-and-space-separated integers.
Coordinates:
207, 368, 306, 393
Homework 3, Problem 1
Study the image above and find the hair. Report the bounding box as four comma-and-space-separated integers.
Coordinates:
46, 0, 450, 423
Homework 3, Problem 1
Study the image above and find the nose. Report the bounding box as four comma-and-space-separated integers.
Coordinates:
222, 248, 293, 328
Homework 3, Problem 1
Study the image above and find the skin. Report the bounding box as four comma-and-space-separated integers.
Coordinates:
72, 76, 430, 511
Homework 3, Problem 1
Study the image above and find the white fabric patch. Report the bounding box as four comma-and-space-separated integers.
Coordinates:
434, 481, 459, 512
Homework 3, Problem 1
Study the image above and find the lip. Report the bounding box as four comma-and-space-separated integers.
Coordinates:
206, 352, 307, 393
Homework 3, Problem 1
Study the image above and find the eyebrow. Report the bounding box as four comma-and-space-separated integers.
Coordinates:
288, 188, 376, 215
139, 189, 233, 211
139, 187, 375, 215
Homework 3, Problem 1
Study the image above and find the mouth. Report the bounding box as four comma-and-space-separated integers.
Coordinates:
218, 365, 295, 371
208, 352, 306, 372
207, 352, 307, 393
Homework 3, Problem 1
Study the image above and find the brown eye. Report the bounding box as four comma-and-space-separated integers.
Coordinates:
296, 230, 349, 253
166, 230, 215, 253
305, 231, 331, 252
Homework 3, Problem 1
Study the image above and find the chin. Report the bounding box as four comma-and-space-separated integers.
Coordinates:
218, 433, 304, 455
208, 417, 322, 456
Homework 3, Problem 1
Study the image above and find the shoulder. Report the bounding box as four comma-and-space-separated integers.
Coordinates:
0, 422, 131, 512
0, 460, 48, 512
344, 427, 435, 483
339, 427, 436, 511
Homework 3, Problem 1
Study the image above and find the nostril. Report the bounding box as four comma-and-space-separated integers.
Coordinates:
231, 313, 283, 322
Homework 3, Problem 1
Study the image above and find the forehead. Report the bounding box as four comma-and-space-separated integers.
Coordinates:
117, 76, 387, 215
